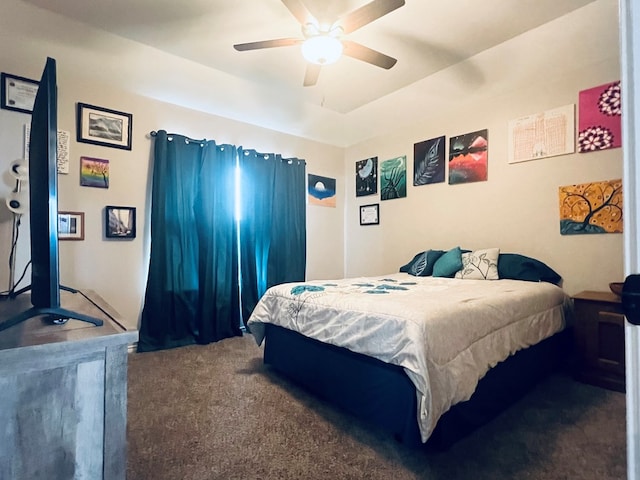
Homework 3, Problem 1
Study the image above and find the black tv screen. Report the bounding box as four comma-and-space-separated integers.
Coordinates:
0, 57, 103, 332
28, 56, 60, 308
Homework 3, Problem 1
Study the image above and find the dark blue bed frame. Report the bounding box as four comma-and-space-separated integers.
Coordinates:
263, 323, 572, 450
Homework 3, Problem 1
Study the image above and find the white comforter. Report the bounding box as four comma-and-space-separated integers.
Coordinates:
247, 273, 570, 442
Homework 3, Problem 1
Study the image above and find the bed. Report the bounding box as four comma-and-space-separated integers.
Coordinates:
247, 248, 573, 449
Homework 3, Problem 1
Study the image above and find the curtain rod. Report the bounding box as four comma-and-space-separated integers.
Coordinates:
149, 130, 207, 143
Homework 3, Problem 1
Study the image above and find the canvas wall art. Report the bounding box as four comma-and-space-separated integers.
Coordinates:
80, 156, 109, 188
355, 157, 377, 197
308, 173, 336, 207
508, 104, 575, 163
414, 135, 445, 186
380, 155, 407, 201
448, 129, 488, 184
559, 179, 623, 235
577, 81, 621, 152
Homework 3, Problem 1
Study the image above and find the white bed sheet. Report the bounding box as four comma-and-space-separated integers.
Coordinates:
247, 273, 570, 442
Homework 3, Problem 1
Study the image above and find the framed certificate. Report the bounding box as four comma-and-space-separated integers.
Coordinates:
360, 203, 379, 226
1, 72, 39, 114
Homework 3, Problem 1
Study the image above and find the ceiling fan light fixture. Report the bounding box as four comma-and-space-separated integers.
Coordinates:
301, 35, 343, 65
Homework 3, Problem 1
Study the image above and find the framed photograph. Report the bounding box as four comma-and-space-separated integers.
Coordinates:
58, 211, 85, 241
77, 102, 133, 150
1, 72, 39, 114
360, 203, 379, 226
105, 206, 136, 239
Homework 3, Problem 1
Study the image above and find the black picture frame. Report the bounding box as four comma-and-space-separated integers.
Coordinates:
105, 206, 136, 239
360, 203, 379, 226
77, 102, 133, 150
1, 72, 39, 114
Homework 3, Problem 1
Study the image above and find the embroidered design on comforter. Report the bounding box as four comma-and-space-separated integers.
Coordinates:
248, 273, 569, 442
291, 278, 416, 297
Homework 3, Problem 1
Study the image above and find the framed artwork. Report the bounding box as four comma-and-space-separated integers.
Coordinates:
449, 129, 488, 185
105, 206, 136, 239
578, 81, 621, 152
1, 72, 38, 114
559, 179, 623, 235
308, 174, 336, 207
58, 211, 84, 241
380, 155, 407, 200
414, 136, 445, 186
360, 203, 379, 225
80, 156, 109, 188
355, 157, 378, 197
77, 102, 133, 150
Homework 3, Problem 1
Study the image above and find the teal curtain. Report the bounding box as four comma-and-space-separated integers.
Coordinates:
138, 131, 241, 352
138, 132, 306, 351
238, 149, 307, 325
194, 143, 241, 343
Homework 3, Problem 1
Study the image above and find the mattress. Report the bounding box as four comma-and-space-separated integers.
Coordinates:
248, 273, 571, 441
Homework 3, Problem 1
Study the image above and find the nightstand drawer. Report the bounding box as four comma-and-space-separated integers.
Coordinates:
572, 290, 625, 392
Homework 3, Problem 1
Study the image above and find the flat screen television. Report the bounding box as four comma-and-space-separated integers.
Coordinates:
0, 57, 102, 332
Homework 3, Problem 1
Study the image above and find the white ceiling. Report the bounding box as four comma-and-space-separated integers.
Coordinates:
22, 0, 598, 145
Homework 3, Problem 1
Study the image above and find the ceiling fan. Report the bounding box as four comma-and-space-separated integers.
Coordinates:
233, 0, 405, 87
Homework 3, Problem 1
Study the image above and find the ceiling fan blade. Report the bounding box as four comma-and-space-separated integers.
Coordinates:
234, 38, 302, 51
342, 40, 397, 69
303, 64, 321, 87
339, 0, 405, 34
281, 0, 316, 26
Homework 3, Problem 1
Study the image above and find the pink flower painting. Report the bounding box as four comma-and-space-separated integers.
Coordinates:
578, 81, 621, 153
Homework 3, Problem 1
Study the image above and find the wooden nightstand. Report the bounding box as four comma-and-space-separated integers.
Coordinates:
572, 290, 625, 392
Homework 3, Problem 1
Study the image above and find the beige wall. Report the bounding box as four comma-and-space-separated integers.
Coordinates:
0, 2, 345, 330
344, 0, 623, 297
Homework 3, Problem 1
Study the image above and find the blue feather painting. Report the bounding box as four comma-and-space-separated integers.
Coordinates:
414, 135, 445, 186
308, 174, 336, 207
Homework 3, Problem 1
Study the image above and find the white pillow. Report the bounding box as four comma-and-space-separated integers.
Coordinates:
455, 248, 500, 280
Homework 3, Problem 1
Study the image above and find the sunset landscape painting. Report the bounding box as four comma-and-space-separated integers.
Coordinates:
308, 174, 336, 207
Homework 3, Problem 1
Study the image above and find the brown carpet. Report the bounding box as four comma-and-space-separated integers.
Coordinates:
126, 334, 626, 480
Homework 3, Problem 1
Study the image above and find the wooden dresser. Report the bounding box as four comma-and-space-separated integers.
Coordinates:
572, 290, 625, 392
0, 290, 138, 480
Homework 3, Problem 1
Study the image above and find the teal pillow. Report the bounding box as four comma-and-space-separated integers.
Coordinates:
399, 249, 445, 276
432, 247, 463, 278
497, 253, 562, 284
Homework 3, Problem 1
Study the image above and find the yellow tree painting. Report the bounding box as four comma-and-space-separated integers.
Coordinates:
559, 179, 623, 234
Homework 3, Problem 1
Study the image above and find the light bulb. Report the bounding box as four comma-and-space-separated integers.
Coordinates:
301, 36, 343, 65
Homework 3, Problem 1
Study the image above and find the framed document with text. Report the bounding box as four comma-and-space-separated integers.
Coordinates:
360, 203, 379, 226
1, 72, 39, 114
